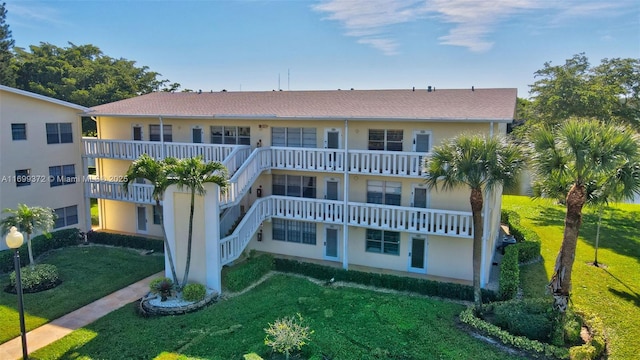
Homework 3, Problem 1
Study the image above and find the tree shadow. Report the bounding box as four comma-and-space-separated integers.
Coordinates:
530, 206, 565, 228
603, 268, 640, 308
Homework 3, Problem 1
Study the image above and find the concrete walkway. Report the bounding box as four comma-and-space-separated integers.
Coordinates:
0, 272, 161, 360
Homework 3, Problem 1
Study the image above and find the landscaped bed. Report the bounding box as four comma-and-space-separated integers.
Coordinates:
30, 273, 526, 360
0, 245, 164, 344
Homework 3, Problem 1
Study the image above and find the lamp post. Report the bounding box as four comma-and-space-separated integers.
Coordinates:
6, 226, 28, 360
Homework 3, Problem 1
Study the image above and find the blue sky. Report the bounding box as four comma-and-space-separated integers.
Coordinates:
6, 0, 639, 98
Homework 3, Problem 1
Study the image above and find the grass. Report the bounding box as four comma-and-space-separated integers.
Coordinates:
503, 195, 640, 360
90, 198, 99, 226
31, 274, 525, 360
0, 246, 164, 344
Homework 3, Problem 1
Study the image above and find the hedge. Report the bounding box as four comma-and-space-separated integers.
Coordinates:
274, 258, 497, 303
0, 228, 81, 273
498, 210, 543, 300
86, 230, 164, 253
223, 252, 274, 292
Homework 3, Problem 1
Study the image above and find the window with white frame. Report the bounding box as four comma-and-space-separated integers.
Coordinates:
367, 180, 401, 206
15, 169, 31, 187
210, 126, 250, 145
366, 229, 400, 255
272, 127, 316, 148
12, 123, 26, 140
49, 164, 76, 187
46, 123, 73, 144
272, 175, 316, 198
272, 219, 316, 245
368, 129, 403, 151
149, 125, 172, 142
54, 205, 78, 228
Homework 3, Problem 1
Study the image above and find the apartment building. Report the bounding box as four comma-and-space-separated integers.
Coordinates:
0, 85, 89, 250
86, 88, 515, 291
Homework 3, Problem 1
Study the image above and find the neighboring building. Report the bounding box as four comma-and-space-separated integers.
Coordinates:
0, 85, 89, 250
86, 88, 516, 291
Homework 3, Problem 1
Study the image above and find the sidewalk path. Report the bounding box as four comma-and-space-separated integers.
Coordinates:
0, 272, 161, 360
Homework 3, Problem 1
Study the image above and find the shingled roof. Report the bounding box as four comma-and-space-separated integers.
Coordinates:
88, 88, 517, 122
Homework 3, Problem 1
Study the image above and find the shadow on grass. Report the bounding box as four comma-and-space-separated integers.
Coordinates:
519, 258, 550, 299
603, 268, 640, 308
530, 205, 640, 264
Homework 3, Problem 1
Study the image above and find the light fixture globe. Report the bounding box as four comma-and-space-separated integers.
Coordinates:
5, 226, 24, 249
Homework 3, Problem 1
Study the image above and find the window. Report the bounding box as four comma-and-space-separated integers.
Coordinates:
149, 125, 172, 142
366, 229, 400, 255
49, 164, 76, 187
11, 124, 26, 140
272, 127, 316, 148
272, 219, 316, 245
46, 123, 73, 144
15, 169, 31, 187
210, 126, 250, 145
192, 128, 203, 143
54, 205, 78, 229
367, 180, 401, 206
369, 129, 403, 151
272, 175, 316, 198
133, 126, 142, 141
153, 205, 163, 225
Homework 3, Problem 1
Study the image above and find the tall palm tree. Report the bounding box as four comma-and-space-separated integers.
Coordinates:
123, 154, 180, 285
530, 118, 640, 312
168, 156, 228, 289
425, 134, 525, 312
0, 204, 56, 267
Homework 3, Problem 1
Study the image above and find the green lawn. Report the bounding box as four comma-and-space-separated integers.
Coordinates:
0, 246, 164, 344
503, 195, 640, 360
31, 274, 524, 360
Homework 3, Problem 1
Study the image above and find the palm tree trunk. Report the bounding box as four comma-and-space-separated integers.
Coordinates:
26, 234, 35, 268
594, 206, 603, 267
470, 187, 484, 313
156, 200, 179, 285
549, 183, 586, 312
181, 189, 196, 289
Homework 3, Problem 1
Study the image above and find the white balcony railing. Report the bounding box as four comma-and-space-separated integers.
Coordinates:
348, 150, 426, 177
83, 138, 243, 164
87, 179, 155, 205
219, 196, 472, 265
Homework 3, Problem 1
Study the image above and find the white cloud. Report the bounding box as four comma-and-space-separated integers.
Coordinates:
6, 2, 67, 28
312, 0, 635, 54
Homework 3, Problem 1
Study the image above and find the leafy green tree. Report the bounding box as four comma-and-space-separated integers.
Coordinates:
0, 2, 15, 86
168, 157, 228, 289
124, 155, 180, 285
0, 204, 56, 267
529, 119, 640, 312
11, 42, 178, 107
529, 53, 640, 130
424, 134, 525, 312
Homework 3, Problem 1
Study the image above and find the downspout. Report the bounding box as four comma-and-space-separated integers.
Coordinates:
342, 119, 349, 270
480, 121, 495, 287
160, 116, 165, 158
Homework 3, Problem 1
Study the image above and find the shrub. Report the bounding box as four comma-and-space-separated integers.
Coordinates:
264, 313, 313, 360
224, 253, 274, 292
86, 230, 164, 253
564, 311, 583, 345
0, 228, 81, 273
182, 283, 206, 302
274, 258, 498, 302
498, 245, 519, 300
9, 263, 60, 292
150, 277, 174, 300
493, 298, 555, 342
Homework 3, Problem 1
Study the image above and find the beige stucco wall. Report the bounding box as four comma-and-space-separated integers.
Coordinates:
0, 89, 87, 250
99, 200, 164, 237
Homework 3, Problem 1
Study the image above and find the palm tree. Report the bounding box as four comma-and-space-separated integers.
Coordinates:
0, 204, 56, 267
529, 118, 640, 312
168, 156, 228, 289
123, 154, 180, 285
424, 134, 525, 312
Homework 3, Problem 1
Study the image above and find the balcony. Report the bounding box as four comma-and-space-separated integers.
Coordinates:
82, 138, 245, 163
219, 196, 472, 265
86, 179, 154, 205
